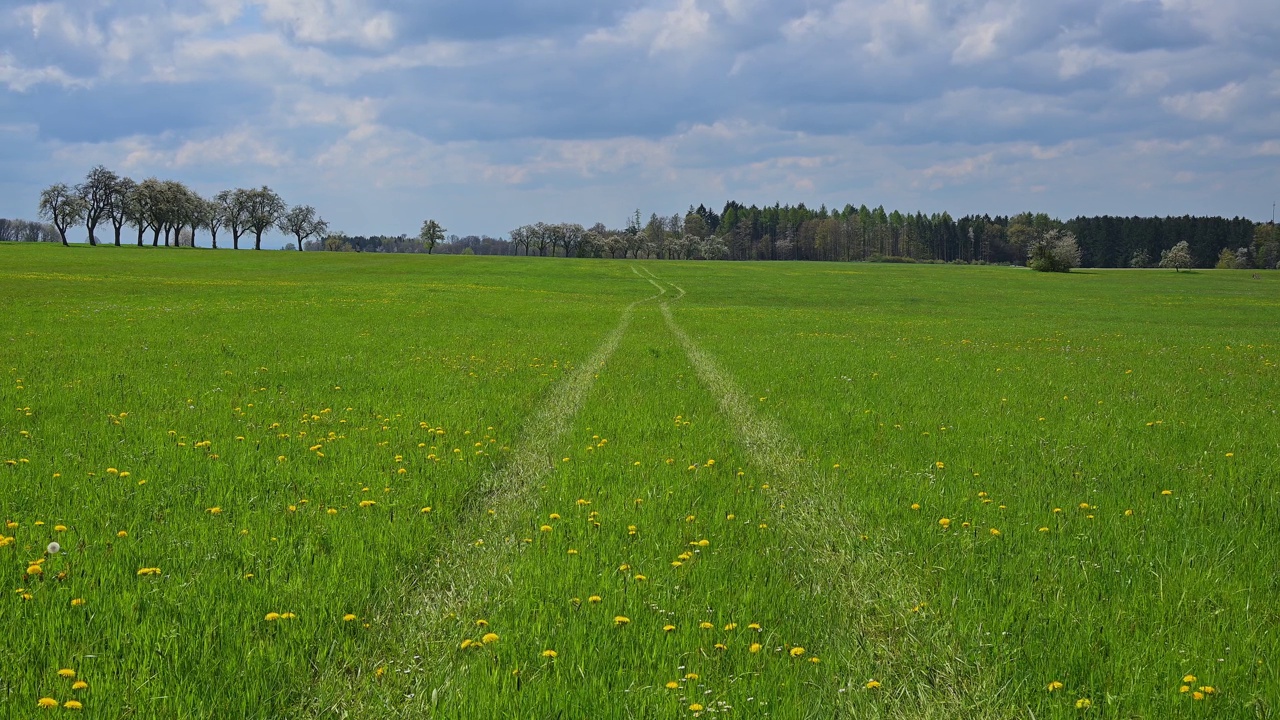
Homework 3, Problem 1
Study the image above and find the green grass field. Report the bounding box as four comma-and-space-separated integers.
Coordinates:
2, 243, 1277, 718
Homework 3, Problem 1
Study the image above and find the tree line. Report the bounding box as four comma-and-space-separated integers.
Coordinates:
35, 166, 329, 251
22, 168, 1278, 269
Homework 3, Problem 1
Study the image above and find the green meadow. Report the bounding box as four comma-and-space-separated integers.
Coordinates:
1, 243, 1276, 718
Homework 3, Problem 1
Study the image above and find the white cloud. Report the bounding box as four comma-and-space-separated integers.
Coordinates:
584, 0, 712, 54
254, 0, 396, 46
1161, 82, 1243, 121
0, 52, 86, 91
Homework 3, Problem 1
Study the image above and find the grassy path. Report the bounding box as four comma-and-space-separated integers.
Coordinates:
358, 267, 941, 718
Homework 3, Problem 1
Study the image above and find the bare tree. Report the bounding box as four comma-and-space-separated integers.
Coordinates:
38, 183, 87, 246
279, 205, 328, 252
509, 226, 530, 256
560, 223, 585, 258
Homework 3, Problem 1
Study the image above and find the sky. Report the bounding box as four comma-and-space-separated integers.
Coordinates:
2, 0, 1278, 246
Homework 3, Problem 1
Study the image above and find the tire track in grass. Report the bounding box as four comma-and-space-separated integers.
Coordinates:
397, 280, 667, 706
469, 281, 664, 508
642, 266, 969, 716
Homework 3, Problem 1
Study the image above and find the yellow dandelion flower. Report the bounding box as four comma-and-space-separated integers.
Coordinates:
1192, 691, 1204, 701
689, 704, 704, 712
539, 525, 552, 533
265, 612, 281, 621
481, 632, 499, 644
588, 595, 601, 603
421, 507, 432, 513
865, 680, 881, 689
699, 622, 714, 629
71, 680, 87, 690
938, 517, 951, 528
1124, 509, 1134, 516
749, 643, 762, 653
475, 619, 489, 627
38, 697, 58, 709
1039, 526, 1050, 533
460, 639, 473, 649
1200, 686, 1215, 694
58, 668, 76, 678
1075, 698, 1091, 709
724, 623, 737, 631
665, 681, 679, 689
70, 598, 85, 607
26, 565, 43, 576
375, 666, 386, 677
936, 461, 945, 469
64, 700, 83, 710
714, 643, 727, 651
117, 530, 128, 538
343, 614, 357, 622
809, 657, 820, 664
614, 616, 630, 626
910, 503, 920, 511
1078, 503, 1091, 510
663, 624, 676, 632
748, 623, 761, 631
989, 528, 1001, 536
696, 539, 709, 547
790, 647, 805, 657
1161, 490, 1172, 496
685, 673, 699, 680
1048, 681, 1064, 691
1182, 675, 1197, 683
634, 574, 647, 581
54, 525, 67, 532
726, 513, 735, 521
327, 508, 338, 515
549, 513, 561, 520
1179, 685, 1190, 693
358, 500, 376, 508
541, 649, 557, 658
671, 560, 683, 568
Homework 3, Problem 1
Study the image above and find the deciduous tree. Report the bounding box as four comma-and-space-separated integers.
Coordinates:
1159, 240, 1192, 272
77, 165, 119, 246
38, 183, 86, 246
419, 219, 446, 254
279, 205, 328, 252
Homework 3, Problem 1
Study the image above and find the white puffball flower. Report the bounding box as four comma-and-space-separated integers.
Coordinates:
46, 541, 61, 555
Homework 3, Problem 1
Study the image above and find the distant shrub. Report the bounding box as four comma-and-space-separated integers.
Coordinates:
1028, 230, 1081, 273
868, 254, 917, 263
1159, 241, 1192, 272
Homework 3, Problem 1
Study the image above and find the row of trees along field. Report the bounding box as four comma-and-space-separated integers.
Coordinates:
35, 166, 329, 250
491, 206, 1274, 269
19, 166, 1278, 268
